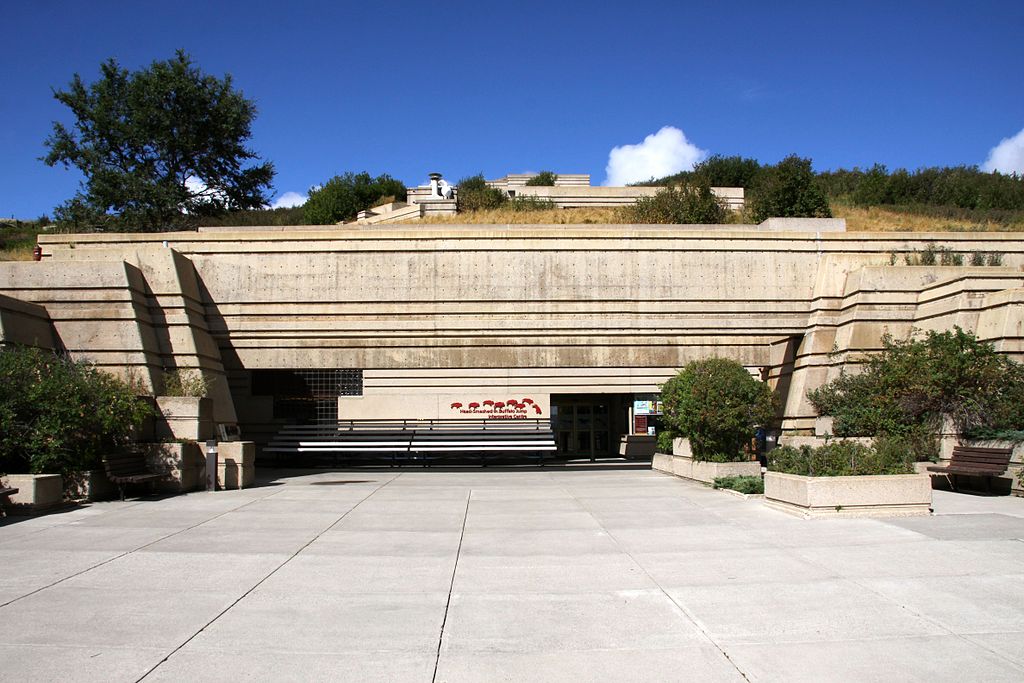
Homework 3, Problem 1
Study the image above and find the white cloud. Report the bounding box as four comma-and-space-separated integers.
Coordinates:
603, 126, 707, 186
271, 191, 307, 209
982, 128, 1024, 174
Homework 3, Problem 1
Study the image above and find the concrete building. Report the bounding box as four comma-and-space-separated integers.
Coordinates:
357, 173, 744, 224
2, 217, 1022, 465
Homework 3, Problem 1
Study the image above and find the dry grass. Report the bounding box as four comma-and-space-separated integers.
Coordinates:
0, 247, 34, 261
833, 204, 1024, 232
405, 203, 1023, 232
399, 207, 625, 224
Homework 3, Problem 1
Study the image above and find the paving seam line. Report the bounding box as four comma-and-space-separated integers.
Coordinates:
135, 472, 404, 681
560, 482, 752, 682
793, 547, 1024, 674
430, 487, 472, 683
0, 485, 294, 609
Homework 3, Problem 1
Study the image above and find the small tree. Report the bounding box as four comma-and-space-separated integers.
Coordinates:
748, 155, 832, 223
456, 174, 506, 211
808, 327, 1024, 441
0, 347, 152, 477
692, 155, 762, 189
525, 171, 558, 186
624, 180, 727, 224
303, 172, 406, 224
43, 50, 274, 231
661, 358, 775, 461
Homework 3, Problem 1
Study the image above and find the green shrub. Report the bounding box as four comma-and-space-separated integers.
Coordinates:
767, 440, 914, 477
524, 171, 557, 186
0, 346, 152, 477
661, 358, 775, 462
747, 155, 832, 223
162, 369, 212, 397
508, 196, 555, 212
303, 172, 406, 224
712, 475, 764, 494
456, 174, 507, 211
624, 181, 726, 224
808, 327, 1024, 439
656, 430, 675, 454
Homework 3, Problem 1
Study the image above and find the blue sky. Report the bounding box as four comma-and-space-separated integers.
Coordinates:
2, 0, 1023, 218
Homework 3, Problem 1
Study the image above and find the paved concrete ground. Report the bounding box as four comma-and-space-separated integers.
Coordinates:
1, 465, 1023, 682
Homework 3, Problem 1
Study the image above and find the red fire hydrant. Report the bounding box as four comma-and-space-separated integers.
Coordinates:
32, 245, 43, 261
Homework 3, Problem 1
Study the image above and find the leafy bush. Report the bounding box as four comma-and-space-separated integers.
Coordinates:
162, 369, 212, 397
819, 164, 1024, 212
747, 155, 832, 223
303, 172, 407, 224
808, 327, 1024, 439
712, 475, 764, 494
656, 430, 675, 454
661, 358, 775, 462
456, 174, 507, 211
525, 171, 557, 186
767, 439, 915, 477
0, 346, 152, 477
508, 196, 556, 212
623, 180, 726, 224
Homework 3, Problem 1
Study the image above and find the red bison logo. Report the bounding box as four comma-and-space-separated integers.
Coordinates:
533, 404, 542, 414
468, 402, 480, 409
483, 400, 494, 406
522, 398, 534, 405
450, 402, 463, 409
494, 402, 505, 409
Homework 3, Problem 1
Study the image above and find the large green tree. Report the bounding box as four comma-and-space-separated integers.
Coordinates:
43, 50, 274, 231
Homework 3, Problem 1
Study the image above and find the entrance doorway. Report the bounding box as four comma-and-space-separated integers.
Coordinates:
550, 394, 630, 459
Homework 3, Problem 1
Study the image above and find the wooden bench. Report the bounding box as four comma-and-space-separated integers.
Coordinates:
265, 419, 558, 467
0, 486, 19, 516
103, 453, 165, 500
927, 445, 1014, 493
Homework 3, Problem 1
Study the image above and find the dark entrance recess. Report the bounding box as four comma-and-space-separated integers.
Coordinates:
550, 394, 631, 460
251, 369, 363, 424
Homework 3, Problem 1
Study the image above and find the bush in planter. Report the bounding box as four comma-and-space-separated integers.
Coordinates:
656, 429, 676, 454
768, 439, 915, 477
0, 346, 151, 477
661, 358, 775, 462
808, 327, 1024, 449
456, 174, 507, 211
712, 475, 764, 494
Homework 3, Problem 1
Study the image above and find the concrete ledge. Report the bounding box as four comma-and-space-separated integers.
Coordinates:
653, 452, 762, 484
764, 471, 932, 518
154, 396, 213, 442
1, 473, 64, 514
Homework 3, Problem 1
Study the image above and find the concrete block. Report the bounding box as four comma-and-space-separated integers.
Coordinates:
153, 396, 213, 442
217, 440, 256, 489
652, 452, 761, 484
764, 471, 932, 517
1, 473, 64, 514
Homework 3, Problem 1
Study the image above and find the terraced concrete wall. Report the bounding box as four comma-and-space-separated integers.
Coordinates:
5, 225, 1021, 435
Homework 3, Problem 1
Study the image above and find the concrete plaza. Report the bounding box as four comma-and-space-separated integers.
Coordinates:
1, 465, 1023, 682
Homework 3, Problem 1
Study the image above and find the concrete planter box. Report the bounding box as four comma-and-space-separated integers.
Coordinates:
619, 435, 656, 459
217, 441, 256, 489
140, 441, 203, 493
1, 473, 64, 514
653, 451, 761, 484
64, 468, 119, 502
154, 396, 214, 442
764, 471, 932, 518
